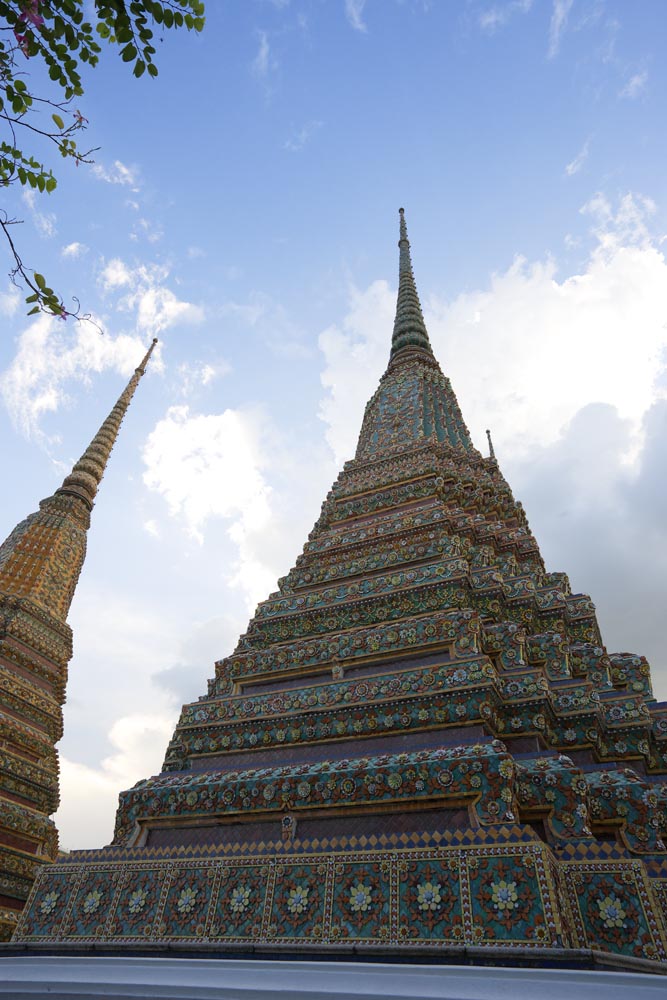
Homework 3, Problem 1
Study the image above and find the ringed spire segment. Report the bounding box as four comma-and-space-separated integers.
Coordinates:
57, 338, 158, 510
390, 207, 434, 361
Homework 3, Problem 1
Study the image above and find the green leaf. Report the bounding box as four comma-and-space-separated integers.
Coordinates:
121, 43, 137, 62
27, 305, 40, 315
34, 273, 46, 290
133, 59, 145, 78
52, 113, 65, 130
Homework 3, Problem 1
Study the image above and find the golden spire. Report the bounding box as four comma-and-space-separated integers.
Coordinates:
0, 339, 157, 620
57, 338, 158, 510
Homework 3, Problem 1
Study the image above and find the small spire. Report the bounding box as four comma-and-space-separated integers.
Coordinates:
57, 339, 158, 510
486, 428, 496, 461
390, 208, 434, 360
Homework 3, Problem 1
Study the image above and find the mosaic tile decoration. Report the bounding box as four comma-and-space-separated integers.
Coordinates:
17, 842, 567, 951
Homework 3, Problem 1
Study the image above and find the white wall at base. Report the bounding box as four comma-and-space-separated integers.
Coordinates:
0, 957, 665, 1000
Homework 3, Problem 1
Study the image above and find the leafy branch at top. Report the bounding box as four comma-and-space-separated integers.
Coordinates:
0, 1, 205, 322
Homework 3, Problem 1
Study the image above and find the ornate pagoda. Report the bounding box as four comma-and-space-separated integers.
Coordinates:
0, 340, 157, 941
13, 213, 667, 970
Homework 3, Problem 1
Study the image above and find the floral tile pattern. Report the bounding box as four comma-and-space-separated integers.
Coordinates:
565, 862, 667, 962
108, 867, 168, 937
210, 863, 271, 940
397, 855, 462, 942
331, 859, 391, 942
266, 862, 326, 941
158, 866, 216, 938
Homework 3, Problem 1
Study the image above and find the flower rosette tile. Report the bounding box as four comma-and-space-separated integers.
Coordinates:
268, 863, 325, 940
18, 869, 73, 938
398, 857, 462, 942
575, 871, 663, 960
210, 864, 270, 940
330, 861, 389, 941
66, 869, 119, 938
467, 854, 548, 944
158, 867, 215, 938
110, 868, 166, 937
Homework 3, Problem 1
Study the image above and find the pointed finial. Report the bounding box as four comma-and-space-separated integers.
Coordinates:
486, 428, 496, 461
390, 208, 434, 360
56, 339, 158, 510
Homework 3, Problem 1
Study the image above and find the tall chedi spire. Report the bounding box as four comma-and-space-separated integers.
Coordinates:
0, 339, 156, 941
390, 207, 434, 359
14, 215, 667, 982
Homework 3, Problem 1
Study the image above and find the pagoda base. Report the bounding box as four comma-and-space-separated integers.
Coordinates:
12, 827, 667, 966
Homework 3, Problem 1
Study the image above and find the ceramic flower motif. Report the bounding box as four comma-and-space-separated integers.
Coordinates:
230, 884, 251, 914
490, 879, 518, 912
287, 885, 310, 915
39, 890, 59, 915
597, 894, 627, 929
82, 889, 103, 915
177, 886, 198, 915
416, 881, 442, 912
128, 889, 148, 915
348, 882, 372, 913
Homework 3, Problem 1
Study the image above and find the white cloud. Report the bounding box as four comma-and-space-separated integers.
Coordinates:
619, 70, 648, 99
99, 257, 133, 290
92, 159, 140, 188
61, 241, 88, 259
284, 120, 323, 152
98, 258, 205, 337
142, 403, 272, 544
548, 0, 574, 58
177, 359, 231, 396
345, 0, 367, 33
0, 284, 20, 316
57, 714, 175, 849
22, 189, 56, 239
252, 30, 271, 77
565, 137, 590, 176
0, 316, 157, 440
478, 0, 532, 33
130, 217, 163, 244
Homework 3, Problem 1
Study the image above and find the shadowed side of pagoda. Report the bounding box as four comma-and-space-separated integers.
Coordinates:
13, 214, 667, 969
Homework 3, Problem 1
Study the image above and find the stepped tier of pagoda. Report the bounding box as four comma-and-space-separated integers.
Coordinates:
0, 341, 157, 941
13, 215, 667, 969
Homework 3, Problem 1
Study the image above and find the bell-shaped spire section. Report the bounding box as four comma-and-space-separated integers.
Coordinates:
57, 339, 158, 510
390, 208, 434, 360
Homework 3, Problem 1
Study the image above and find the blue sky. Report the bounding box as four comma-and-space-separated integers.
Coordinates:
1, 0, 667, 849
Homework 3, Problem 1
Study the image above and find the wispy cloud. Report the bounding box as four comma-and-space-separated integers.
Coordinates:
284, 120, 323, 152
130, 217, 163, 245
0, 284, 20, 317
565, 137, 590, 177
478, 0, 532, 33
92, 159, 140, 189
548, 0, 574, 58
22, 189, 56, 239
619, 70, 648, 99
252, 31, 271, 77
61, 241, 88, 259
0, 317, 153, 440
98, 258, 205, 338
345, 0, 367, 33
